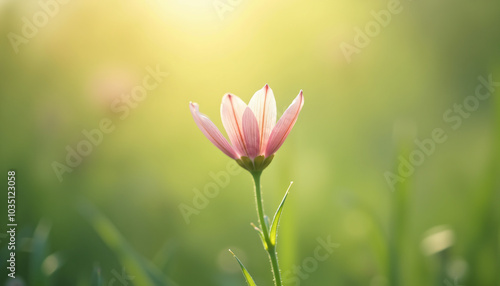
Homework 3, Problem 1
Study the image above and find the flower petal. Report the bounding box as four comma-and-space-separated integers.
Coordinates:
242, 107, 260, 159
190, 102, 239, 159
248, 84, 277, 155
265, 90, 304, 157
221, 94, 249, 157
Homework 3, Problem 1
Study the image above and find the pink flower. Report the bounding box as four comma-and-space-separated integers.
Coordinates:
190, 84, 304, 172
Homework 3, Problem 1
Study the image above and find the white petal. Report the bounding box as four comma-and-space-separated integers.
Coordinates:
221, 94, 249, 157
242, 107, 260, 159
265, 91, 304, 157
248, 84, 276, 154
190, 102, 239, 159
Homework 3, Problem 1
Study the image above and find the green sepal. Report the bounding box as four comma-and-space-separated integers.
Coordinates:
261, 155, 274, 170
229, 250, 258, 286
241, 156, 254, 170
269, 182, 293, 246
253, 155, 265, 168
235, 155, 275, 172
236, 160, 247, 169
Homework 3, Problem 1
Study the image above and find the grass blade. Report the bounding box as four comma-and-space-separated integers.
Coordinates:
78, 199, 176, 286
229, 250, 257, 286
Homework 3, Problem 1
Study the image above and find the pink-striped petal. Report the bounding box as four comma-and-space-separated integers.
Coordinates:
190, 102, 239, 159
242, 107, 260, 159
248, 84, 276, 155
220, 94, 249, 157
265, 90, 304, 157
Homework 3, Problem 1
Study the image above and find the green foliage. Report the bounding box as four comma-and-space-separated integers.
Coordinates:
78, 199, 175, 286
269, 182, 292, 247
229, 250, 258, 286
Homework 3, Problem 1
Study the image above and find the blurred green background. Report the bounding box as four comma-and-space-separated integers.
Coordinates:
0, 0, 499, 285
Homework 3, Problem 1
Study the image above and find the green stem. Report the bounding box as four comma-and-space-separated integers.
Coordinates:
252, 171, 282, 286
